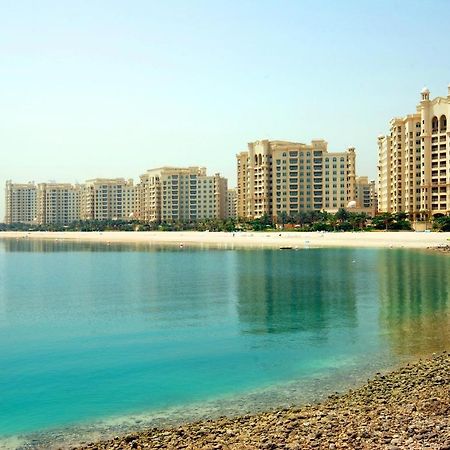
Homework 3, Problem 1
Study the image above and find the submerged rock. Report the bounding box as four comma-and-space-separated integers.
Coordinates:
72, 353, 450, 449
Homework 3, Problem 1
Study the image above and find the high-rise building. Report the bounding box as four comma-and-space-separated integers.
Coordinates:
226, 188, 237, 219
378, 86, 450, 218
36, 183, 81, 225
138, 167, 228, 222
355, 176, 376, 214
377, 135, 391, 213
236, 139, 357, 220
4, 181, 37, 225
80, 178, 137, 221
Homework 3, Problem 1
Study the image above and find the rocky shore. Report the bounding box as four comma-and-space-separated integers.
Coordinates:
77, 352, 450, 450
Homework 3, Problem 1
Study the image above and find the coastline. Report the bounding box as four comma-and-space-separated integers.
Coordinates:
1, 233, 449, 448
75, 351, 450, 450
1, 230, 450, 250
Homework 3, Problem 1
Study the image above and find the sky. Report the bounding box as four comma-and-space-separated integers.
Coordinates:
1, 0, 450, 219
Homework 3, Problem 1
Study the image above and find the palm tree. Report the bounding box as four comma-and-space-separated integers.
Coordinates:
328, 215, 338, 231
277, 211, 288, 229
335, 207, 349, 224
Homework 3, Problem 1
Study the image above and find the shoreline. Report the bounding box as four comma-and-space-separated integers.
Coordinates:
1, 232, 449, 448
1, 230, 450, 250
74, 351, 449, 450
4, 352, 449, 449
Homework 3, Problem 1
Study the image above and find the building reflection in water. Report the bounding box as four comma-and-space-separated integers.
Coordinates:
377, 250, 450, 356
1, 238, 129, 253
236, 249, 358, 337
0, 238, 186, 253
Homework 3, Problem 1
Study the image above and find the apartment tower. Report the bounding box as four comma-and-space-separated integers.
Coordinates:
4, 181, 37, 225
80, 178, 137, 221
226, 188, 238, 219
236, 140, 357, 220
355, 177, 376, 215
138, 167, 227, 222
36, 183, 81, 225
378, 86, 450, 218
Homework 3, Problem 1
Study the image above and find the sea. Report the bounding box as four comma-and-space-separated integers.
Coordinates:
0, 239, 449, 448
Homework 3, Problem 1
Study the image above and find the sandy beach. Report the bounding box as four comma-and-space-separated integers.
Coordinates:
1, 230, 450, 250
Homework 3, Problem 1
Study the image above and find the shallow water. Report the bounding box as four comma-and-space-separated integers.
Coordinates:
0, 240, 449, 446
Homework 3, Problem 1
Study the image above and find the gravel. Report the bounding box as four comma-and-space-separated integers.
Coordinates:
75, 352, 450, 450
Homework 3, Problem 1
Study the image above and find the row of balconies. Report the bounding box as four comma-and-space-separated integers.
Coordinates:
431, 135, 447, 143
431, 145, 448, 151
432, 195, 448, 202
430, 204, 448, 211
431, 152, 447, 160
431, 129, 447, 134
432, 187, 448, 193
431, 170, 448, 177
430, 178, 448, 186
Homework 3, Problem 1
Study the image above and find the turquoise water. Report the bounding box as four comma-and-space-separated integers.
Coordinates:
0, 240, 450, 445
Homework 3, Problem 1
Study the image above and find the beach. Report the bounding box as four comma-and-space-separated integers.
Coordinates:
1, 230, 450, 250
76, 352, 450, 450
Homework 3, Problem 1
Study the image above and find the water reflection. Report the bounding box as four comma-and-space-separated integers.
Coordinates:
1, 241, 450, 440
0, 238, 184, 253
236, 249, 358, 335
378, 250, 450, 355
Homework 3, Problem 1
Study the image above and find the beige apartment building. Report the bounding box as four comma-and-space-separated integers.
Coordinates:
236, 139, 358, 220
80, 178, 137, 221
138, 167, 227, 222
226, 188, 237, 219
378, 86, 450, 218
36, 183, 81, 225
4, 181, 37, 224
355, 176, 376, 215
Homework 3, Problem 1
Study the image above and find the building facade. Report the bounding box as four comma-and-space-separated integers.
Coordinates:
4, 181, 37, 225
378, 86, 450, 218
36, 183, 81, 225
377, 135, 391, 213
4, 170, 227, 225
355, 176, 376, 214
226, 188, 237, 219
80, 178, 137, 221
236, 139, 358, 220
138, 167, 227, 222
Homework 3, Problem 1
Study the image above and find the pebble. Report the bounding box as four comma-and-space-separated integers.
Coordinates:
72, 352, 450, 450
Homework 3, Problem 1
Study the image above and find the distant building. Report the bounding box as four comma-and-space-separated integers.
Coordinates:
377, 135, 391, 213
236, 139, 359, 220
138, 167, 227, 222
226, 188, 237, 219
354, 177, 376, 215
4, 181, 37, 225
36, 183, 81, 225
4, 168, 227, 224
80, 178, 137, 221
378, 86, 450, 218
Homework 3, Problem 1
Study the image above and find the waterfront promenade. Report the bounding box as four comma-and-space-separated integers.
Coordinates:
1, 230, 450, 250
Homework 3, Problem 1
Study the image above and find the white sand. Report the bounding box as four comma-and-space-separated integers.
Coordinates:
1, 230, 449, 249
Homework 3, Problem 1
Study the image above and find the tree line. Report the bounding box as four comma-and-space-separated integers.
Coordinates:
6, 208, 448, 232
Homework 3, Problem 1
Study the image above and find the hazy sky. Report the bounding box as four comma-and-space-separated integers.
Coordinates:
2, 0, 450, 219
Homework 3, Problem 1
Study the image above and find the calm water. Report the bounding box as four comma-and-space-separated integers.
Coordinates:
0, 239, 450, 445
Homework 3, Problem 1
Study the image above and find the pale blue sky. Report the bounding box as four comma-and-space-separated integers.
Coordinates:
1, 0, 450, 219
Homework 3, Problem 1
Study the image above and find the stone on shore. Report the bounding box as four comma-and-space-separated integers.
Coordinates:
76, 352, 450, 450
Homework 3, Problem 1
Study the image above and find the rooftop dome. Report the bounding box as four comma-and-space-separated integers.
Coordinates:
421, 86, 430, 94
